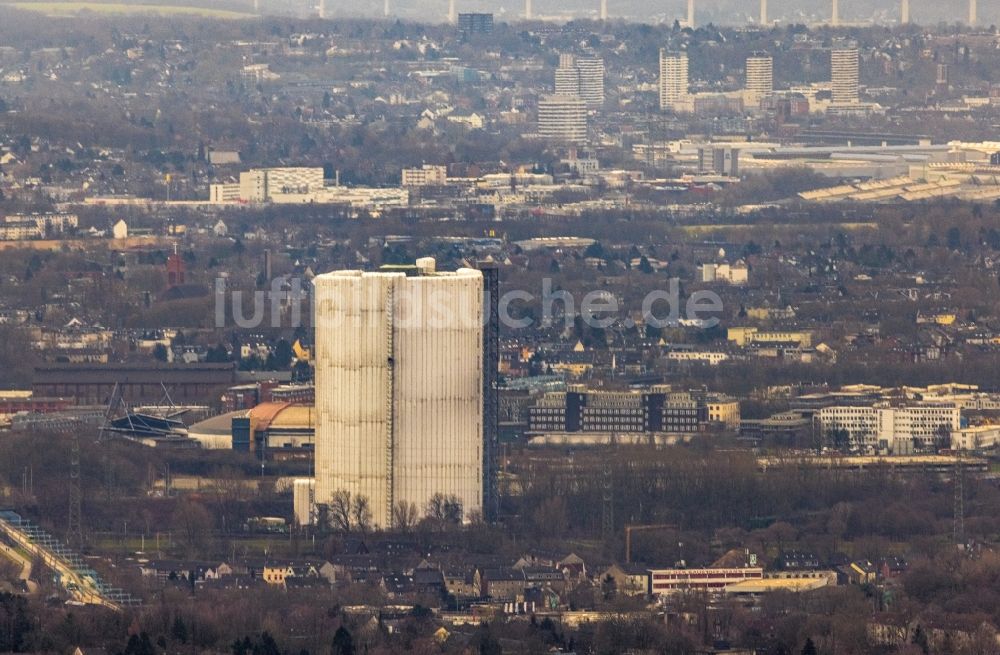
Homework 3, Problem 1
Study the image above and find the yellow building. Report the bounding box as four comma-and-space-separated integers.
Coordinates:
728, 327, 812, 348
706, 400, 740, 429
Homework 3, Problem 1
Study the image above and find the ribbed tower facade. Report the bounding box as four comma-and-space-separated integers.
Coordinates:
831, 47, 859, 105
745, 54, 773, 107
659, 50, 689, 111
313, 259, 484, 529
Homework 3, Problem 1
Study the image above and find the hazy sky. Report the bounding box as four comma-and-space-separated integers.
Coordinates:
307, 0, 996, 25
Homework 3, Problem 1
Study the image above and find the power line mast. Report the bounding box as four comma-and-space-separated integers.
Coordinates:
68, 435, 83, 548
601, 457, 614, 539
954, 450, 965, 547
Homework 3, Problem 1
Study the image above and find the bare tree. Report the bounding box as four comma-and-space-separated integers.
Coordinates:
425, 493, 463, 530
351, 495, 372, 536
392, 501, 419, 532
329, 490, 353, 534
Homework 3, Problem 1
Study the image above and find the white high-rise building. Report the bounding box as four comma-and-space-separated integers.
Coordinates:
659, 50, 689, 112
576, 57, 605, 107
744, 54, 773, 107
831, 47, 859, 105
537, 94, 588, 143
554, 54, 604, 108
555, 54, 582, 96
312, 258, 484, 529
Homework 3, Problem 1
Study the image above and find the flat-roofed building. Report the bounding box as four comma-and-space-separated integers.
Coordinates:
831, 47, 859, 105
537, 94, 588, 144
659, 50, 689, 112
649, 567, 763, 596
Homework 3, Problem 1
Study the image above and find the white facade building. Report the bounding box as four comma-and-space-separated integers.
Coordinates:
831, 48, 859, 105
817, 403, 960, 451
0, 213, 78, 241
239, 167, 325, 202
659, 50, 689, 112
744, 54, 774, 107
555, 54, 582, 97
554, 54, 604, 108
292, 478, 316, 527
537, 95, 588, 144
401, 164, 448, 187
312, 258, 484, 529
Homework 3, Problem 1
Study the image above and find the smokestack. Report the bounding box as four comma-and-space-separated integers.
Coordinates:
831, 0, 839, 25
760, 0, 767, 24
969, 0, 977, 25
687, 0, 694, 27
600, 0, 607, 20
525, 0, 532, 19
448, 0, 456, 23
901, 0, 909, 23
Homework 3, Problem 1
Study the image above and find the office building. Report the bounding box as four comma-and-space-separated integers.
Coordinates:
659, 50, 689, 112
555, 54, 605, 108
554, 55, 581, 97
401, 164, 448, 187
816, 403, 960, 451
232, 167, 325, 203
0, 213, 78, 241
312, 258, 484, 529
649, 567, 764, 596
744, 54, 773, 107
537, 94, 588, 144
698, 147, 741, 177
831, 47, 859, 105
527, 386, 738, 434
458, 12, 494, 34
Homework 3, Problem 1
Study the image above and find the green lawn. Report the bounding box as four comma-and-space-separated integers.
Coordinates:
1, 2, 256, 18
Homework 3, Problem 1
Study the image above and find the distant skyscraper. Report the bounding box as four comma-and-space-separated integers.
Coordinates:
537, 94, 588, 143
936, 63, 949, 86
659, 50, 689, 112
555, 54, 604, 108
525, 0, 532, 19
831, 0, 839, 25
458, 13, 494, 34
831, 47, 859, 105
969, 0, 977, 25
901, 0, 909, 24
686, 0, 694, 26
576, 58, 605, 107
555, 54, 582, 96
600, 0, 607, 20
318, 0, 326, 18
745, 54, 773, 107
313, 259, 484, 529
759, 0, 767, 24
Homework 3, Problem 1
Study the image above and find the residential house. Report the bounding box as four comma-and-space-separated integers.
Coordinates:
599, 563, 650, 597
479, 568, 525, 601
